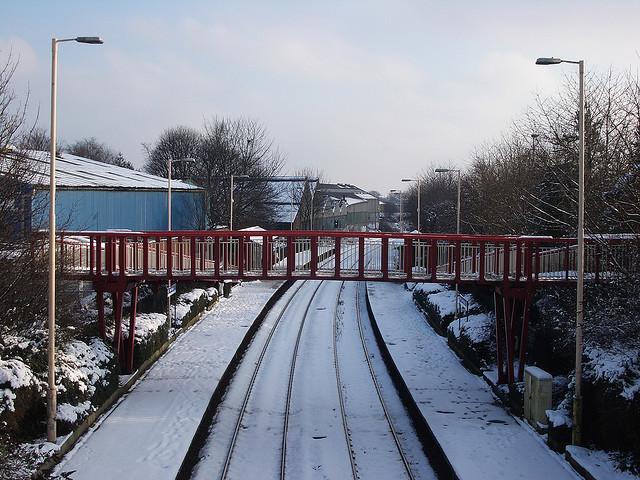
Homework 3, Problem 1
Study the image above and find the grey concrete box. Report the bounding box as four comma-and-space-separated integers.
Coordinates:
524, 366, 552, 428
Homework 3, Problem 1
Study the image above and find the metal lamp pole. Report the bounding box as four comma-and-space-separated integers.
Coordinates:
435, 168, 461, 317
402, 177, 421, 232
536, 56, 585, 445
48, 35, 103, 442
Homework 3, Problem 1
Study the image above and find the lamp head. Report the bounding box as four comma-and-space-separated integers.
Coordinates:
434, 168, 450, 173
536, 57, 562, 65
75, 36, 104, 44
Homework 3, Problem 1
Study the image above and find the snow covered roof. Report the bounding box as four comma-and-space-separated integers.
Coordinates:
6, 150, 200, 191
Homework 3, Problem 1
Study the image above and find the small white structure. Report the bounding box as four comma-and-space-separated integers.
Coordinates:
524, 366, 553, 429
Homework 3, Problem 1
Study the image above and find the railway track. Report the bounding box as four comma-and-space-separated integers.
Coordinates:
189, 243, 437, 479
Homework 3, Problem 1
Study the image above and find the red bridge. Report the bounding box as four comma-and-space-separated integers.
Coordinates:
58, 230, 637, 382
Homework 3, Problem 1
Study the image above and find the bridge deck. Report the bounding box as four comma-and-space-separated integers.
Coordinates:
58, 230, 636, 286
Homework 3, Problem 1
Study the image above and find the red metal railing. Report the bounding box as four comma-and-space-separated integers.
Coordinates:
56, 231, 638, 285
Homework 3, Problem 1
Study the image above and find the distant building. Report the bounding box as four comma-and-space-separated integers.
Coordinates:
262, 177, 318, 230
4, 150, 204, 234
315, 183, 380, 231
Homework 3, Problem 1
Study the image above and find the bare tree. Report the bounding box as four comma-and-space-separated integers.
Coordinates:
19, 126, 50, 152
67, 137, 133, 169
0, 54, 74, 346
143, 125, 201, 179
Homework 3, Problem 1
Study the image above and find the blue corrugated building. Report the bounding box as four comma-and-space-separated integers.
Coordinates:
16, 151, 204, 232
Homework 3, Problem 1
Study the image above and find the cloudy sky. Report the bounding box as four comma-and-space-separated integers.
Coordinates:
2, 1, 640, 192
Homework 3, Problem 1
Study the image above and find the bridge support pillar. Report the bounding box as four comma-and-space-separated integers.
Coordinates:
494, 285, 534, 384
126, 285, 138, 374
96, 289, 105, 339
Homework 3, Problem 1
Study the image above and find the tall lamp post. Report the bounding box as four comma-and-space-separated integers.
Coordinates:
531, 133, 539, 165
536, 56, 585, 445
401, 177, 421, 232
166, 157, 195, 329
435, 168, 462, 317
48, 35, 103, 442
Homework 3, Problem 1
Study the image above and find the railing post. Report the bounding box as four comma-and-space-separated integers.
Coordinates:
214, 236, 221, 278
190, 236, 197, 277
479, 241, 485, 283
311, 235, 318, 278
96, 235, 102, 277
430, 239, 437, 282
262, 236, 269, 277
59, 232, 65, 274
119, 236, 126, 277
287, 235, 295, 278
381, 237, 389, 280
358, 237, 365, 279
89, 235, 95, 275
564, 243, 570, 281
178, 236, 184, 272
334, 236, 341, 277
534, 243, 540, 281
167, 234, 173, 278
455, 240, 461, 282
515, 241, 522, 282
238, 235, 245, 277
524, 241, 532, 283
404, 237, 413, 280
595, 243, 601, 282
155, 236, 160, 272
143, 236, 149, 277
503, 241, 510, 282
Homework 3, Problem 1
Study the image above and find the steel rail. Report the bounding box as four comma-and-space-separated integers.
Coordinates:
219, 280, 311, 480
355, 282, 416, 479
332, 280, 359, 480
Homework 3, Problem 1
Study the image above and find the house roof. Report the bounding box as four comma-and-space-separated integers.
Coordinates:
9, 150, 200, 191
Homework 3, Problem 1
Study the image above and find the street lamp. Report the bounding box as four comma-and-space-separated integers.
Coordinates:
435, 168, 462, 319
48, 35, 103, 442
402, 178, 421, 232
531, 133, 539, 166
537, 55, 585, 446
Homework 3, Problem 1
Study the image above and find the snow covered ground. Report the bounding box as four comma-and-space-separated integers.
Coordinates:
367, 282, 580, 480
54, 280, 284, 479
566, 446, 638, 480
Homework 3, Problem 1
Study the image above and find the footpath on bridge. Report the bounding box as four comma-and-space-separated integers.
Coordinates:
366, 282, 580, 480
55, 280, 285, 479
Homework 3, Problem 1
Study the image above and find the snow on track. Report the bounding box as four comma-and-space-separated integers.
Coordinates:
336, 281, 437, 480
367, 282, 580, 480
55, 281, 284, 480
191, 280, 324, 479
284, 281, 355, 479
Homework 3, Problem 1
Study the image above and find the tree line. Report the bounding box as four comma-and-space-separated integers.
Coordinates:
403, 69, 640, 240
